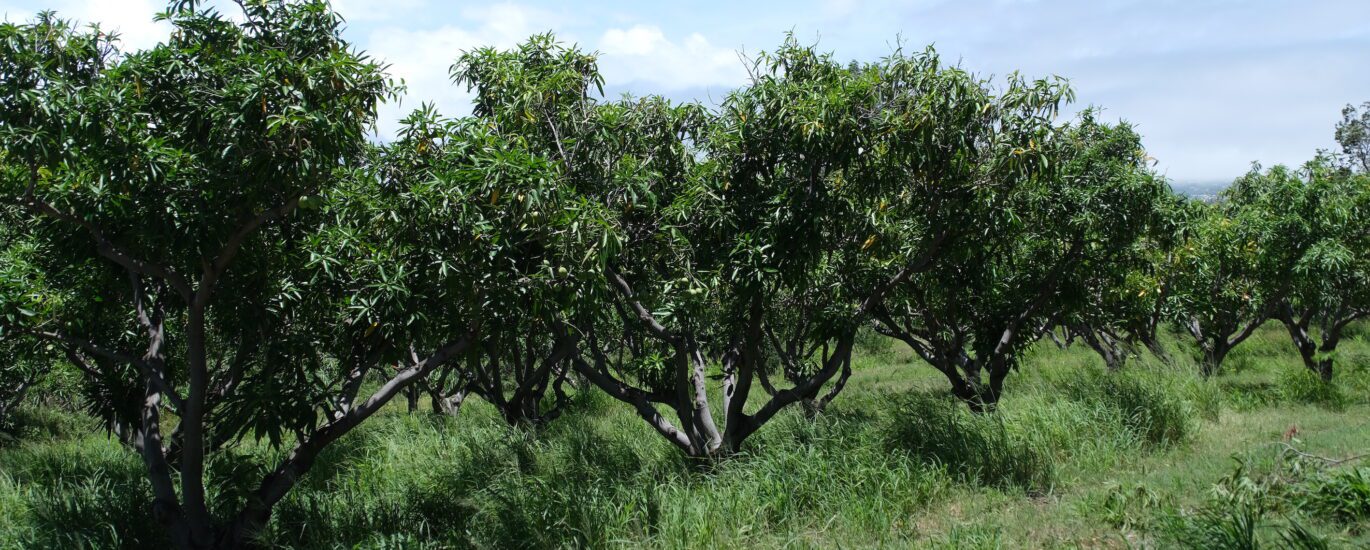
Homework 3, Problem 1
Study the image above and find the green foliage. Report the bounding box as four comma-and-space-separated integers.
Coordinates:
1098, 481, 1165, 529
1189, 149, 1370, 383
1153, 454, 1370, 550
0, 431, 160, 549
1163, 504, 1262, 550
876, 111, 1170, 407
256, 403, 951, 548
1167, 198, 1272, 373
1335, 102, 1370, 172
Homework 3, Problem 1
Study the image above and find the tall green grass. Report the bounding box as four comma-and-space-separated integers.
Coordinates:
0, 322, 1366, 548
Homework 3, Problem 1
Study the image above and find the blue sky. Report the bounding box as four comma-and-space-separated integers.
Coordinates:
3, 0, 1368, 186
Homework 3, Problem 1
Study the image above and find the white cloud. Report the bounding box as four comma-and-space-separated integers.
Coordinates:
363, 6, 749, 138
597, 25, 747, 91
362, 3, 559, 137
0, 0, 172, 52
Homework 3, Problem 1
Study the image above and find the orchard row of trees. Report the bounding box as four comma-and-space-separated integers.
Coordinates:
0, 2, 1367, 548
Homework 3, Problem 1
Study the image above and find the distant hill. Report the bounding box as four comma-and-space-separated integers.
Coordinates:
1171, 180, 1230, 200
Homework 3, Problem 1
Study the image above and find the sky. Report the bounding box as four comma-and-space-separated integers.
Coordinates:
3, 1, 1368, 187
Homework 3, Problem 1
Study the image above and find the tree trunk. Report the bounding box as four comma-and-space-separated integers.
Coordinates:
0, 378, 33, 428
1200, 344, 1227, 378
405, 385, 420, 413
572, 354, 700, 457
180, 304, 214, 547
219, 335, 475, 548
1278, 309, 1342, 384
429, 386, 467, 416
721, 331, 854, 454
1046, 328, 1066, 349
802, 354, 852, 417
1314, 358, 1334, 383
797, 383, 824, 418
1079, 327, 1127, 371
1140, 335, 1170, 364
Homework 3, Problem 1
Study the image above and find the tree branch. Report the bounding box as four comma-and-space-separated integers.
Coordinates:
23, 167, 192, 300
606, 266, 677, 341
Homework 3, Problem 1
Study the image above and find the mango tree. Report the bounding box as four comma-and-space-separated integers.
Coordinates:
431, 35, 740, 455
0, 220, 52, 429
1335, 102, 1370, 172
1065, 179, 1186, 369
400, 36, 613, 425
1167, 194, 1273, 377
702, 40, 1060, 435
0, 4, 485, 547
874, 113, 1165, 408
1246, 158, 1370, 382
341, 96, 596, 426
1267, 107, 1370, 382
568, 91, 724, 458
575, 38, 1071, 454
0, 202, 44, 428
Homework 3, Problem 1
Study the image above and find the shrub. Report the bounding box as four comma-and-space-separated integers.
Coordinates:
1057, 366, 1199, 447
1097, 482, 1164, 529
1277, 368, 1347, 409
1159, 503, 1262, 550
881, 392, 1055, 492
1297, 467, 1370, 526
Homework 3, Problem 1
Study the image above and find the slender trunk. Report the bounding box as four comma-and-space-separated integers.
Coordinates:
727, 332, 855, 450
571, 354, 697, 455
1281, 316, 1320, 378
946, 354, 1007, 414
1200, 343, 1227, 378
139, 377, 192, 548
934, 354, 979, 407
1314, 358, 1334, 383
1079, 327, 1127, 371
180, 304, 213, 547
505, 334, 579, 426
722, 298, 763, 453
798, 386, 824, 418
1141, 335, 1169, 364
684, 344, 722, 457
405, 385, 420, 413
429, 384, 467, 416
1278, 309, 1341, 383
982, 356, 1011, 412
1046, 328, 1066, 349
1312, 332, 1340, 384
0, 378, 32, 427
802, 353, 854, 418
111, 416, 139, 447
447, 388, 469, 416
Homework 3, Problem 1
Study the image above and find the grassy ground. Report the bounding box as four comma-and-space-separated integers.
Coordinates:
1, 323, 1368, 548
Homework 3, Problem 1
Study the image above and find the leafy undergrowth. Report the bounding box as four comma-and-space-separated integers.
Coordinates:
1151, 448, 1370, 549
1, 322, 1367, 548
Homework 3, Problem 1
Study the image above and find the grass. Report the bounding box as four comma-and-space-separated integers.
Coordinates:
1, 322, 1367, 548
